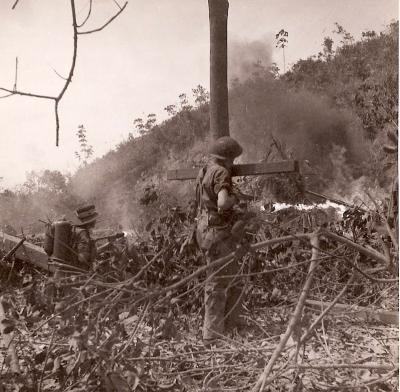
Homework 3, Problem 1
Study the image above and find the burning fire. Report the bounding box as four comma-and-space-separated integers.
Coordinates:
266, 201, 347, 216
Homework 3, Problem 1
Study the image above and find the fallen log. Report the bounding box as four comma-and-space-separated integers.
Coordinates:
0, 231, 54, 272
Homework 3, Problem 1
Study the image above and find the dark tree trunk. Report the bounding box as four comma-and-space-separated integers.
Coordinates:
208, 0, 229, 140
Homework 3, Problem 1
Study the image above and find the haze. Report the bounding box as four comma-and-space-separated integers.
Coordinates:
0, 0, 397, 187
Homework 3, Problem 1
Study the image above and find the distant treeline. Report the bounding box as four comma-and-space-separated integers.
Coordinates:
1, 22, 397, 234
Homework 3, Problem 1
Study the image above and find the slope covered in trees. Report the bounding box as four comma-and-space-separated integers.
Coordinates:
0, 22, 397, 232
69, 22, 397, 230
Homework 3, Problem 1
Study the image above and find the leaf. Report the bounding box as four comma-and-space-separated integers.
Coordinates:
256, 357, 266, 368
58, 325, 75, 336
34, 350, 47, 364
126, 370, 140, 390
107, 372, 131, 392
1, 319, 15, 334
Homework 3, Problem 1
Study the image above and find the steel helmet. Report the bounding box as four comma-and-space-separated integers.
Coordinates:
209, 136, 243, 160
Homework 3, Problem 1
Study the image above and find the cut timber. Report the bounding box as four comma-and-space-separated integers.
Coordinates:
167, 160, 299, 180
0, 231, 53, 272
304, 299, 398, 325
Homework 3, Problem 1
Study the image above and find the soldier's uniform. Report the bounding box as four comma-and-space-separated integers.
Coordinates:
195, 137, 244, 343
72, 226, 96, 268
72, 205, 98, 267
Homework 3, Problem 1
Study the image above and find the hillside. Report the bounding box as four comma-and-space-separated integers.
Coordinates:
69, 22, 398, 230
0, 22, 397, 232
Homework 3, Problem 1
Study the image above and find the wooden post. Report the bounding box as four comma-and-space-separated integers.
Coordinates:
208, 0, 230, 139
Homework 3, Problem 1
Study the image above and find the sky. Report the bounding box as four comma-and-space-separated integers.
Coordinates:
0, 0, 398, 188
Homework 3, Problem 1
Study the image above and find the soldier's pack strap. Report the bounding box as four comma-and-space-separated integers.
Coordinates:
195, 166, 207, 213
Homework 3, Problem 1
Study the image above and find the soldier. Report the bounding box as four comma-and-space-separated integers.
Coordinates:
72, 205, 98, 267
195, 136, 246, 345
44, 206, 98, 268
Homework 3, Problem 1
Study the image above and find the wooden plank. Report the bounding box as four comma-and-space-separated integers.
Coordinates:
305, 299, 398, 325
0, 231, 52, 272
167, 160, 299, 180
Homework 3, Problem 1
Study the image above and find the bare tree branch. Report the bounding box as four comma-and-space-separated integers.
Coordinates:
0, 93, 15, 99
51, 67, 68, 81
13, 57, 18, 91
11, 0, 20, 10
76, 0, 93, 28
78, 1, 127, 35
1, 0, 128, 145
0, 87, 56, 100
52, 0, 79, 146
55, 101, 60, 144
112, 0, 123, 10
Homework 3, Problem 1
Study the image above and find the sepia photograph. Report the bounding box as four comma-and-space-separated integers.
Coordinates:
0, 0, 398, 390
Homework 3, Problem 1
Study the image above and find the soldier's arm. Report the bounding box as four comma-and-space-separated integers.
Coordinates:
218, 188, 238, 210
76, 231, 91, 265
213, 166, 237, 211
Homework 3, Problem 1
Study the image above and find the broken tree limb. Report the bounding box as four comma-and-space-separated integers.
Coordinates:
252, 233, 320, 392
304, 299, 398, 325
292, 363, 396, 371
321, 230, 389, 266
0, 297, 20, 374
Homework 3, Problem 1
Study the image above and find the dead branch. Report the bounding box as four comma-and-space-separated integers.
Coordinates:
114, 300, 150, 360
11, 0, 20, 10
51, 67, 68, 81
1, 0, 127, 145
352, 262, 398, 283
0, 297, 20, 374
149, 233, 313, 301
38, 329, 56, 392
78, 1, 128, 35
300, 270, 356, 344
52, 0, 79, 146
322, 230, 389, 266
76, 0, 93, 28
13, 57, 18, 91
365, 190, 398, 252
292, 363, 396, 371
0, 93, 14, 99
0, 87, 55, 100
252, 233, 320, 392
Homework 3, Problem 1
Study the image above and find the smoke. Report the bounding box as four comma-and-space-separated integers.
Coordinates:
229, 76, 369, 196
228, 36, 273, 85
